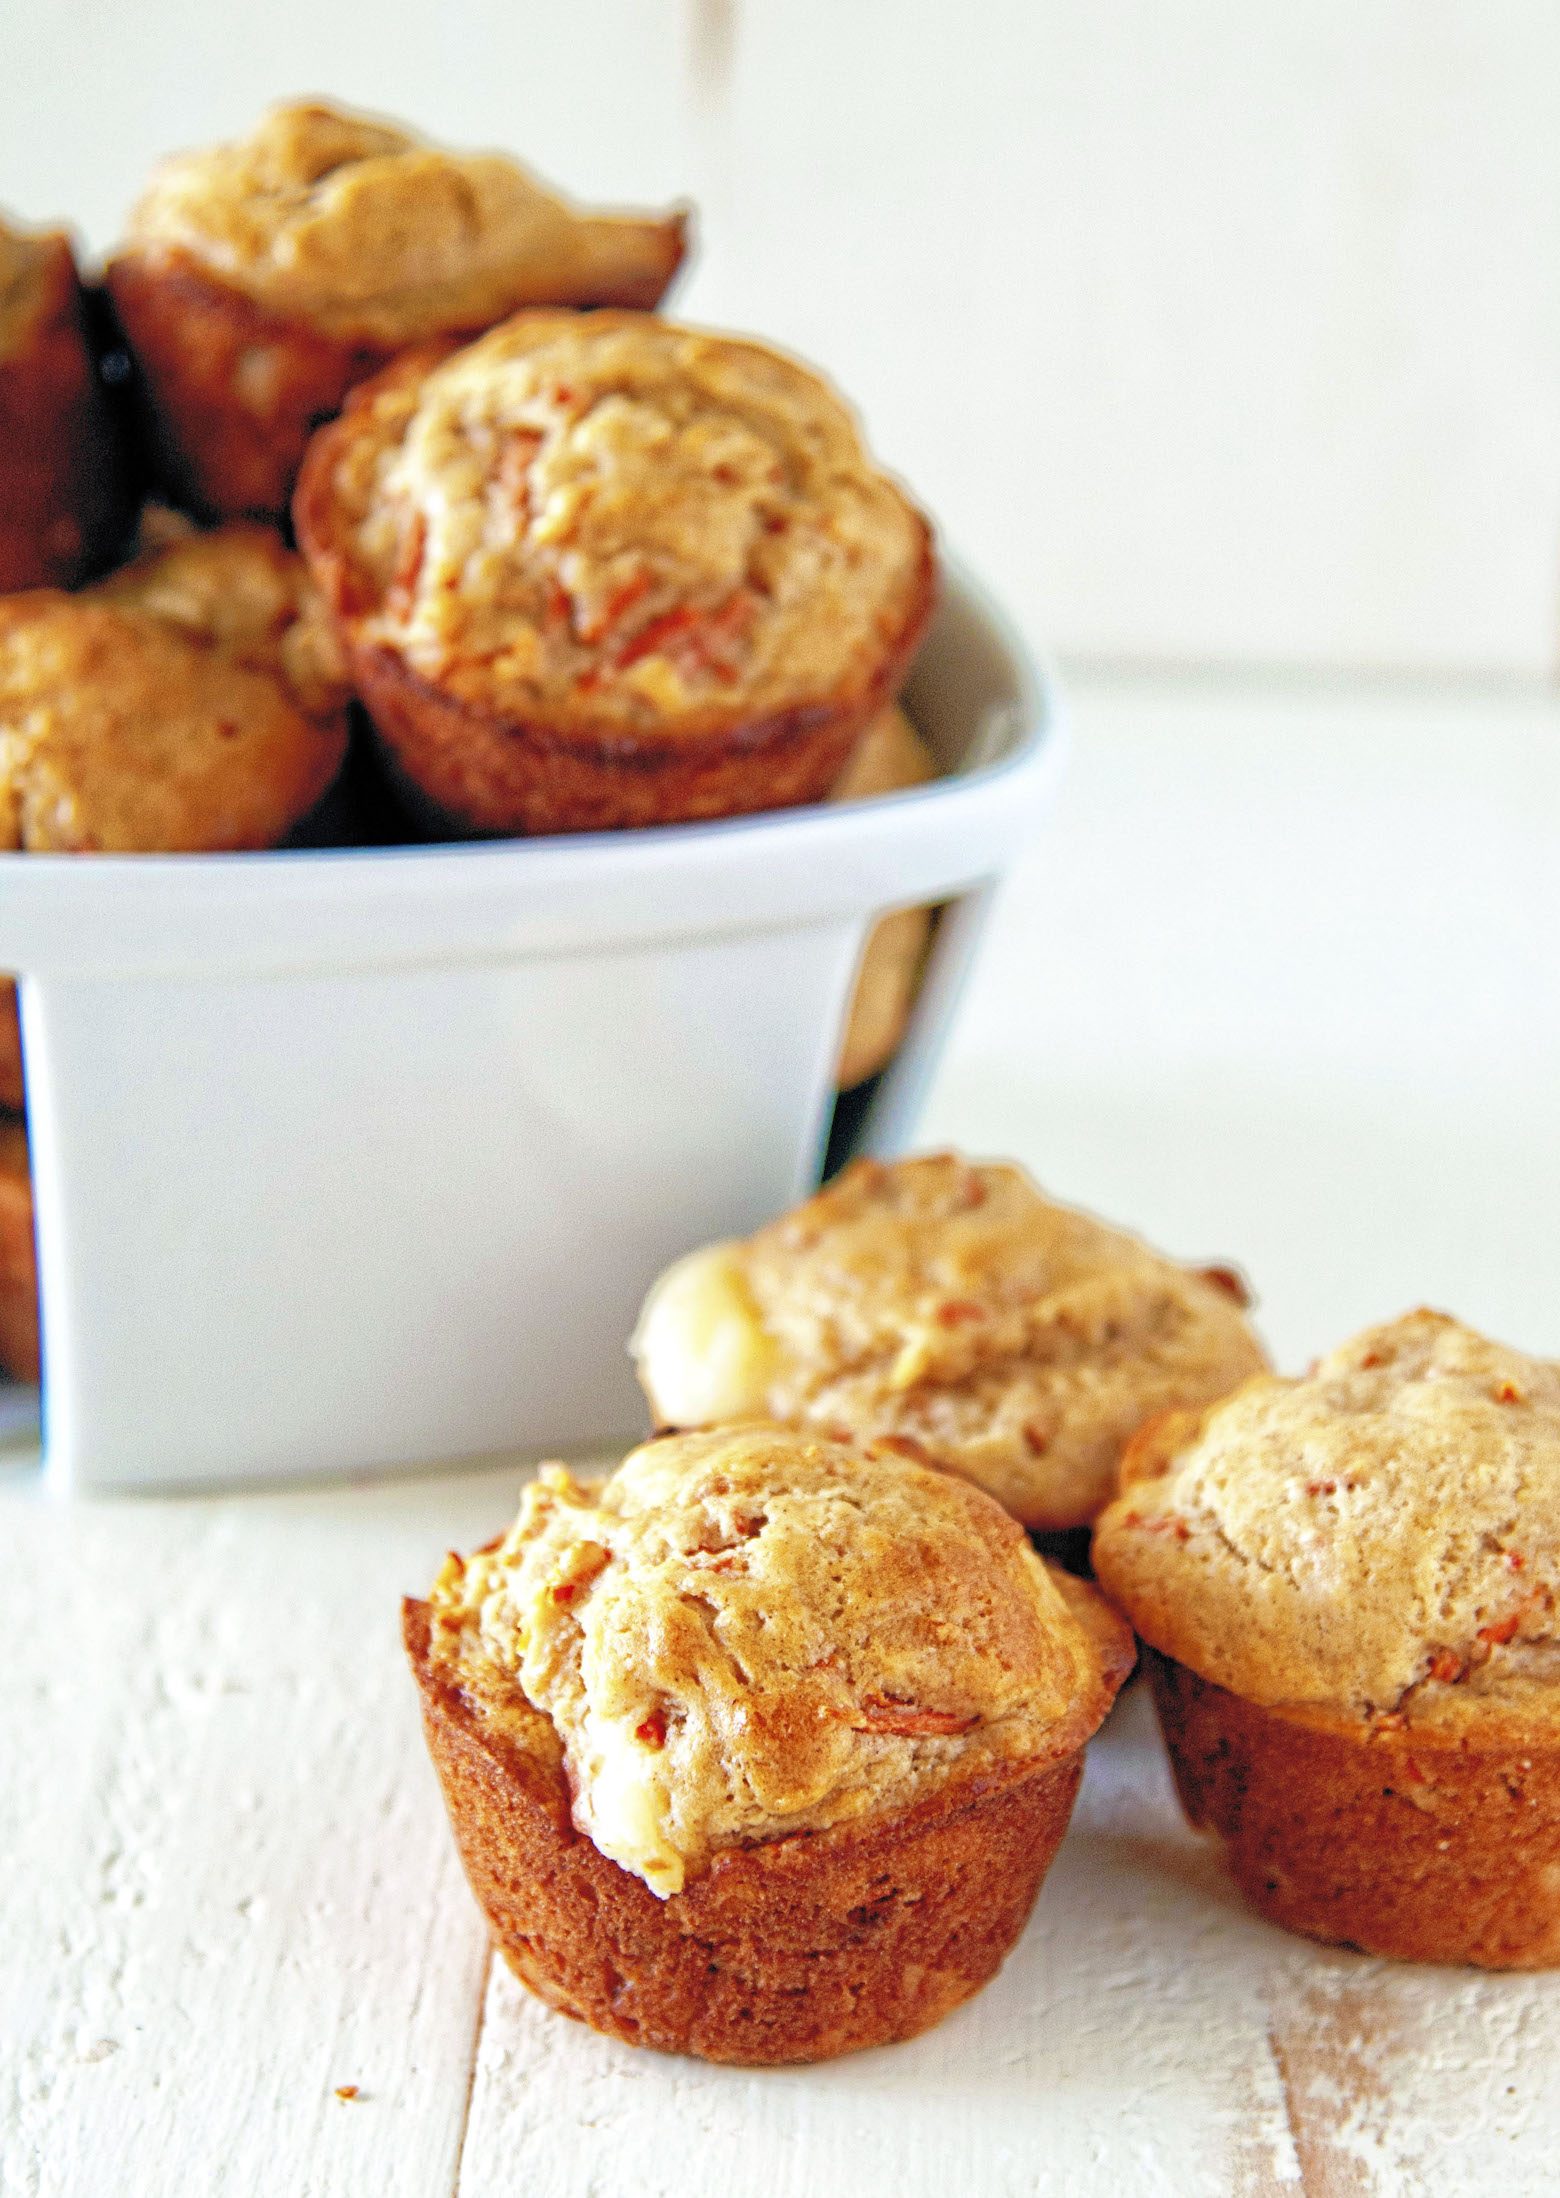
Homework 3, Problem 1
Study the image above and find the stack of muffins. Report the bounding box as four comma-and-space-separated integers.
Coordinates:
0, 97, 956, 1382
411, 1152, 1558, 2065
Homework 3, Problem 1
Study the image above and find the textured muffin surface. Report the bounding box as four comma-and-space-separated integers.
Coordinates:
307, 311, 930, 738
122, 100, 685, 346
1093, 1309, 1560, 1728
428, 1424, 1124, 1897
0, 525, 348, 851
632, 1154, 1266, 1529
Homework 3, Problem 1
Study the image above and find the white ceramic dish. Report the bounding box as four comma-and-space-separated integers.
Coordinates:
0, 566, 1063, 1492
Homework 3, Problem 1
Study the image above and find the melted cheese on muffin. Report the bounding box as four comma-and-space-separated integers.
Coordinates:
632, 1153, 1267, 1530
429, 1426, 1111, 1896
630, 1244, 779, 1427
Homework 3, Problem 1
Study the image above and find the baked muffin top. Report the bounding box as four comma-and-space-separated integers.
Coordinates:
0, 525, 349, 851
1092, 1309, 1560, 1731
300, 311, 932, 736
122, 100, 686, 347
428, 1424, 1130, 1897
632, 1153, 1267, 1531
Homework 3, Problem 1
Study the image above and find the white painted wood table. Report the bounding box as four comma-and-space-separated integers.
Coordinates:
6, 673, 1559, 2197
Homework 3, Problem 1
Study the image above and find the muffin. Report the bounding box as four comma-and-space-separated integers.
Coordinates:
0, 1117, 38, 1384
106, 100, 688, 522
829, 703, 938, 1088
631, 1153, 1267, 1532
407, 1423, 1133, 2063
0, 216, 124, 589
0, 981, 21, 1113
0, 523, 350, 850
295, 312, 936, 834
1092, 1309, 1560, 1968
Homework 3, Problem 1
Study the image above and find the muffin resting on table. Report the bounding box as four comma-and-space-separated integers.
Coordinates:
1092, 1309, 1560, 1968
0, 217, 124, 590
632, 1153, 1266, 1532
0, 524, 350, 851
296, 311, 936, 834
829, 702, 938, 1089
0, 1118, 38, 1385
107, 100, 688, 522
407, 1423, 1133, 2063
0, 981, 21, 1113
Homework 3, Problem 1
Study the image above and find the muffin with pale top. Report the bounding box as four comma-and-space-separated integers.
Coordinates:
107, 100, 688, 520
0, 215, 125, 589
1092, 1309, 1560, 1967
406, 1422, 1132, 2062
632, 1153, 1266, 1533
296, 310, 936, 834
0, 522, 349, 851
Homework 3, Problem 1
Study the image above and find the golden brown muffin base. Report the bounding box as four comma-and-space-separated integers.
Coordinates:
406, 1597, 1089, 2061
0, 1120, 38, 1384
0, 237, 123, 588
348, 585, 930, 834
108, 224, 687, 526
1145, 1649, 1560, 1969
0, 982, 22, 1113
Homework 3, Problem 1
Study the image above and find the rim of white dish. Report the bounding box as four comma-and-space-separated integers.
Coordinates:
0, 561, 1064, 975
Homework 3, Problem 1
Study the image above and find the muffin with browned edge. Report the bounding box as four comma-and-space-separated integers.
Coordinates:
1, 215, 124, 589
0, 1117, 38, 1384
829, 702, 938, 1088
632, 1153, 1266, 1533
1092, 1309, 1560, 1968
107, 101, 688, 522
0, 523, 350, 850
407, 1423, 1132, 2063
296, 311, 936, 834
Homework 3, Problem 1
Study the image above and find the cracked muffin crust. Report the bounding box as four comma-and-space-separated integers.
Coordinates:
295, 312, 936, 833
409, 1423, 1132, 2061
0, 217, 124, 589
0, 1116, 38, 1384
429, 1425, 1125, 1896
1092, 1310, 1560, 1966
632, 1153, 1267, 1531
0, 524, 350, 850
107, 100, 688, 520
